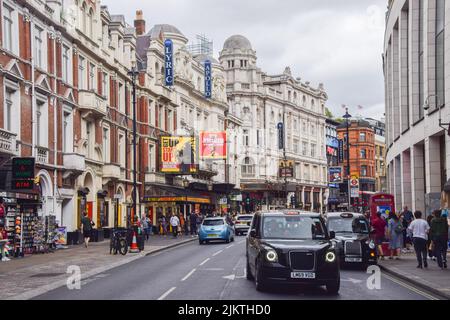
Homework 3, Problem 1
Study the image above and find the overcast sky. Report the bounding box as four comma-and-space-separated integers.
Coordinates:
102, 0, 387, 120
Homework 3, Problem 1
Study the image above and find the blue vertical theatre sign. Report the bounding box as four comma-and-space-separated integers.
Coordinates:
164, 39, 174, 86
204, 60, 212, 98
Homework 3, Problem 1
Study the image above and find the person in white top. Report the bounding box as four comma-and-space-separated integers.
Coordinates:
170, 214, 180, 238
408, 211, 430, 269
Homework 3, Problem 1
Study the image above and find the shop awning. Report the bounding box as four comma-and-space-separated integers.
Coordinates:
143, 185, 211, 204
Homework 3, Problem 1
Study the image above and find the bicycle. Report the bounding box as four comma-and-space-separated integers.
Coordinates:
110, 228, 128, 255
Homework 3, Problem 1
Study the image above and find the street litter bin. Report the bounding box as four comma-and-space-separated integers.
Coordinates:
137, 234, 145, 251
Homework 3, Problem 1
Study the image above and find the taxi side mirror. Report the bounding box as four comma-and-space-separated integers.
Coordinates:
329, 231, 336, 239
250, 229, 257, 238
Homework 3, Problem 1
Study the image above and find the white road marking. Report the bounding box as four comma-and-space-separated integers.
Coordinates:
382, 273, 439, 300
225, 244, 234, 249
199, 258, 210, 266
181, 268, 196, 281
213, 250, 224, 256
238, 240, 245, 244
157, 287, 177, 300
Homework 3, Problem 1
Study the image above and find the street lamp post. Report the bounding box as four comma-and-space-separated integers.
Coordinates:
343, 108, 352, 211
128, 67, 139, 221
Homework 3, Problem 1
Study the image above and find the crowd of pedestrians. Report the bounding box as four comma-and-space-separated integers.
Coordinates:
370, 206, 449, 269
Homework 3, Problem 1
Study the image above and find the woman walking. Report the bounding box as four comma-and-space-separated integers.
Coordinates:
387, 212, 403, 260
81, 212, 95, 248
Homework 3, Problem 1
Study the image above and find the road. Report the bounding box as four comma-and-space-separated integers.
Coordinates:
35, 237, 441, 300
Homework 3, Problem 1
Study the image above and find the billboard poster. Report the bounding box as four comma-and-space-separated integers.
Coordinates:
204, 60, 212, 98
54, 227, 67, 246
279, 160, 294, 178
328, 166, 343, 183
199, 131, 227, 159
160, 136, 198, 174
164, 39, 174, 86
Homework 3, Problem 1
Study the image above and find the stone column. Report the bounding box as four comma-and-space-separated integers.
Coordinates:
425, 136, 442, 193
301, 187, 305, 208
401, 150, 412, 209
411, 143, 425, 213
394, 156, 402, 212
319, 188, 323, 213
310, 188, 314, 212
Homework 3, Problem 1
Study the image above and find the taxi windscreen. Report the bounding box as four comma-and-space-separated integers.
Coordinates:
327, 217, 369, 234
262, 216, 326, 240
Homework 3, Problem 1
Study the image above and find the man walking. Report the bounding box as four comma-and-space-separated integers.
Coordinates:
408, 211, 430, 269
401, 206, 413, 252
371, 211, 387, 260
170, 213, 180, 238
430, 210, 449, 269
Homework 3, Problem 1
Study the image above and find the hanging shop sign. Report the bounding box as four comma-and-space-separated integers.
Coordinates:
328, 166, 343, 183
279, 159, 294, 178
199, 131, 227, 159
338, 139, 344, 163
277, 122, 284, 150
160, 136, 198, 174
204, 60, 212, 98
11, 157, 35, 190
164, 39, 174, 86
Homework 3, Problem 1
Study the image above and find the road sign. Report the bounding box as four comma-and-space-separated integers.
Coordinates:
350, 178, 359, 187
350, 187, 359, 198
114, 194, 122, 200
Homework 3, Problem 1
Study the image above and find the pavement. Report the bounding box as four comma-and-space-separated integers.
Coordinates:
34, 237, 443, 300
0, 234, 197, 300
378, 249, 450, 299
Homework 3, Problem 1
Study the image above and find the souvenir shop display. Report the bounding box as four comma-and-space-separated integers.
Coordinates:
45, 215, 56, 245
32, 217, 47, 253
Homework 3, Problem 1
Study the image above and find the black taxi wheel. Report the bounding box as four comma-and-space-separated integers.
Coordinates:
246, 257, 254, 280
326, 277, 340, 295
255, 261, 267, 292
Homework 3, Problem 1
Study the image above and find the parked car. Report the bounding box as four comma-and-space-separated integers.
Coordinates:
199, 217, 235, 245
246, 210, 340, 294
325, 212, 377, 268
234, 214, 253, 236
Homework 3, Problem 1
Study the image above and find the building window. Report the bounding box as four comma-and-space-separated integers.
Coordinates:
359, 132, 366, 142
102, 127, 110, 163
62, 45, 71, 84
293, 139, 299, 154
78, 55, 86, 89
118, 82, 125, 112
242, 157, 255, 177
158, 106, 164, 130
361, 165, 367, 177
436, 0, 445, 109
243, 130, 249, 146
63, 109, 73, 153
4, 90, 13, 131
36, 100, 48, 147
2, 3, 14, 52
118, 132, 125, 167
88, 8, 94, 38
418, 0, 425, 118
168, 110, 173, 132
148, 100, 153, 125
34, 25, 45, 69
81, 2, 87, 33
88, 62, 96, 91
311, 143, 316, 158
102, 72, 109, 100
148, 144, 155, 171
360, 149, 366, 159
302, 141, 308, 156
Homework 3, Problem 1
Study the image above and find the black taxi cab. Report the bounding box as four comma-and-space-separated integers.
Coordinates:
246, 210, 340, 294
325, 212, 377, 267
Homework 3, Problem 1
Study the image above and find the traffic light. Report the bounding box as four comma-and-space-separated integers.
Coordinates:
246, 197, 251, 205
291, 195, 296, 206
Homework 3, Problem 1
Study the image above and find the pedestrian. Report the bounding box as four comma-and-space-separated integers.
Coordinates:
190, 212, 197, 236
386, 212, 404, 260
159, 215, 167, 236
430, 209, 448, 269
426, 214, 435, 260
179, 214, 185, 236
401, 206, 414, 252
371, 211, 387, 260
141, 215, 150, 241
0, 197, 5, 227
408, 211, 430, 269
81, 211, 95, 248
170, 213, 180, 238
196, 213, 203, 234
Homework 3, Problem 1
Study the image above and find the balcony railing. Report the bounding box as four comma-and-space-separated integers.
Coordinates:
36, 146, 49, 164
0, 129, 17, 155
63, 153, 86, 172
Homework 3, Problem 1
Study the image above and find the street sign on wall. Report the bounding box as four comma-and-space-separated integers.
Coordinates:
204, 60, 212, 98
164, 39, 174, 86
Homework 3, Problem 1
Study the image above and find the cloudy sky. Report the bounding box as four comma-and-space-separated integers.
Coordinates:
103, 0, 387, 120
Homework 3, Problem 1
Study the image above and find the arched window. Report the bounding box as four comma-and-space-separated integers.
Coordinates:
311, 99, 315, 111
241, 157, 255, 177
81, 2, 87, 33
293, 92, 297, 103
302, 95, 306, 107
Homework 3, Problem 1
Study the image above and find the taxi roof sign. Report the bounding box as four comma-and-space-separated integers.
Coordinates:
285, 211, 300, 215
340, 213, 354, 218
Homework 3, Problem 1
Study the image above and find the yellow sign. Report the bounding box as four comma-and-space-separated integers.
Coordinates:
160, 136, 198, 174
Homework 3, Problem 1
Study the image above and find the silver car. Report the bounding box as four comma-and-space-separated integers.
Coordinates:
234, 214, 253, 236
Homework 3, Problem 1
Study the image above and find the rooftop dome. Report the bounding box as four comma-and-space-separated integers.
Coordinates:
193, 54, 219, 64
223, 35, 252, 51
147, 24, 184, 39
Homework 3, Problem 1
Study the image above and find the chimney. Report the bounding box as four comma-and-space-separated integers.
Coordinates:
134, 10, 145, 36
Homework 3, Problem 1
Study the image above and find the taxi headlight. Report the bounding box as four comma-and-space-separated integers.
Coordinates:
325, 251, 336, 263
265, 250, 278, 262
368, 240, 376, 249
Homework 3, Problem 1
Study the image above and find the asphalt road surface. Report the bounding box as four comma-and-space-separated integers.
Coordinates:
35, 237, 442, 300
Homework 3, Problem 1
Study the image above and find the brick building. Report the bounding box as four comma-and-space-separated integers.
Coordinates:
337, 119, 376, 210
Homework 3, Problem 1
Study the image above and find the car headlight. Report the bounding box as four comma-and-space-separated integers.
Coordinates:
325, 251, 336, 263
265, 250, 278, 263
366, 240, 375, 250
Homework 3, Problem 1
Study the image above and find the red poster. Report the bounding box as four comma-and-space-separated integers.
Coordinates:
199, 132, 227, 159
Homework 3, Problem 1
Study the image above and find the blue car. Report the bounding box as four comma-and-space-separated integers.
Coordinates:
199, 217, 235, 245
